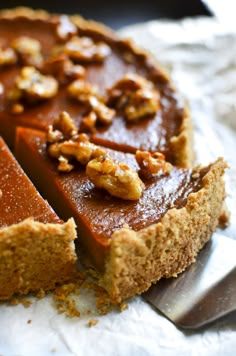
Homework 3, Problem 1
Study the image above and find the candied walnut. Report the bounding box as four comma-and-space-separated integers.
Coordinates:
43, 54, 85, 84
53, 111, 78, 140
108, 73, 150, 93
11, 36, 43, 68
107, 73, 160, 121
56, 15, 77, 41
136, 150, 172, 179
64, 36, 111, 62
48, 131, 106, 168
0, 47, 17, 67
58, 155, 74, 172
86, 155, 145, 200
89, 97, 115, 125
68, 80, 115, 125
68, 79, 99, 103
14, 66, 58, 102
46, 124, 64, 144
80, 111, 97, 132
125, 88, 160, 121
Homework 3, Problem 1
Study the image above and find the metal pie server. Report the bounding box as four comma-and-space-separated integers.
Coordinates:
143, 233, 236, 329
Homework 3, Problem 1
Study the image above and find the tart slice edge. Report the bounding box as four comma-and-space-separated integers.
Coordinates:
100, 158, 227, 302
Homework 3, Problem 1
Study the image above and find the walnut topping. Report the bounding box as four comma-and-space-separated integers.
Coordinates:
51, 111, 78, 140
0, 47, 17, 67
46, 112, 144, 200
11, 36, 43, 68
107, 73, 160, 121
136, 150, 172, 179
58, 155, 75, 172
14, 66, 58, 102
88, 97, 115, 125
68, 79, 99, 103
64, 36, 111, 62
56, 15, 77, 41
80, 111, 97, 132
68, 80, 115, 126
46, 112, 106, 171
48, 136, 106, 170
43, 54, 85, 85
86, 155, 144, 200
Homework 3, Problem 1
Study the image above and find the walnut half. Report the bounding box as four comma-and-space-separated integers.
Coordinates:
14, 66, 58, 102
64, 36, 111, 63
86, 155, 145, 200
107, 73, 160, 121
136, 150, 172, 179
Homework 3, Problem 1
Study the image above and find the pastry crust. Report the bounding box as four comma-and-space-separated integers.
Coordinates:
101, 158, 227, 302
0, 218, 77, 300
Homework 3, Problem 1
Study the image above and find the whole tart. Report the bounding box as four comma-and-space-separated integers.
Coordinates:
0, 7, 228, 303
16, 127, 227, 302
0, 135, 77, 299
0, 7, 193, 167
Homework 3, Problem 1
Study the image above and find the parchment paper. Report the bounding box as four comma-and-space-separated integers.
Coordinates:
0, 16, 236, 356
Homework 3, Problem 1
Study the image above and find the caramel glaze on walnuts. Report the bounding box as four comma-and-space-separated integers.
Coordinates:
46, 111, 172, 201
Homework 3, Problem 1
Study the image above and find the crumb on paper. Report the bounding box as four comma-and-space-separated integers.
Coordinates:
9, 297, 32, 308
119, 301, 128, 312
51, 270, 129, 318
36, 289, 46, 299
87, 319, 99, 327
27, 319, 32, 324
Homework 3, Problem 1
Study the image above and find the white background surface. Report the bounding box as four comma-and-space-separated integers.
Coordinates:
1, 16, 236, 356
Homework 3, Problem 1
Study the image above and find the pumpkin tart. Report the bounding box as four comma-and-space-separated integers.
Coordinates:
0, 8, 228, 303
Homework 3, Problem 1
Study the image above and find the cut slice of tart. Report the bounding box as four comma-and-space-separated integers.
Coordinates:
0, 135, 77, 300
0, 7, 193, 167
15, 126, 227, 303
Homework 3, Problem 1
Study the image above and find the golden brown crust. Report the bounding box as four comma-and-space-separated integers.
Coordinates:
0, 7, 51, 21
0, 218, 77, 300
100, 158, 227, 302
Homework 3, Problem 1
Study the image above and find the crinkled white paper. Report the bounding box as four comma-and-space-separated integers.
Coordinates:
1, 17, 236, 356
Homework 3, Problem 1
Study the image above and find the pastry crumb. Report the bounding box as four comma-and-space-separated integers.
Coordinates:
21, 298, 32, 308
87, 318, 99, 327
9, 296, 32, 308
27, 319, 32, 324
119, 301, 128, 312
36, 289, 46, 299
53, 272, 86, 317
